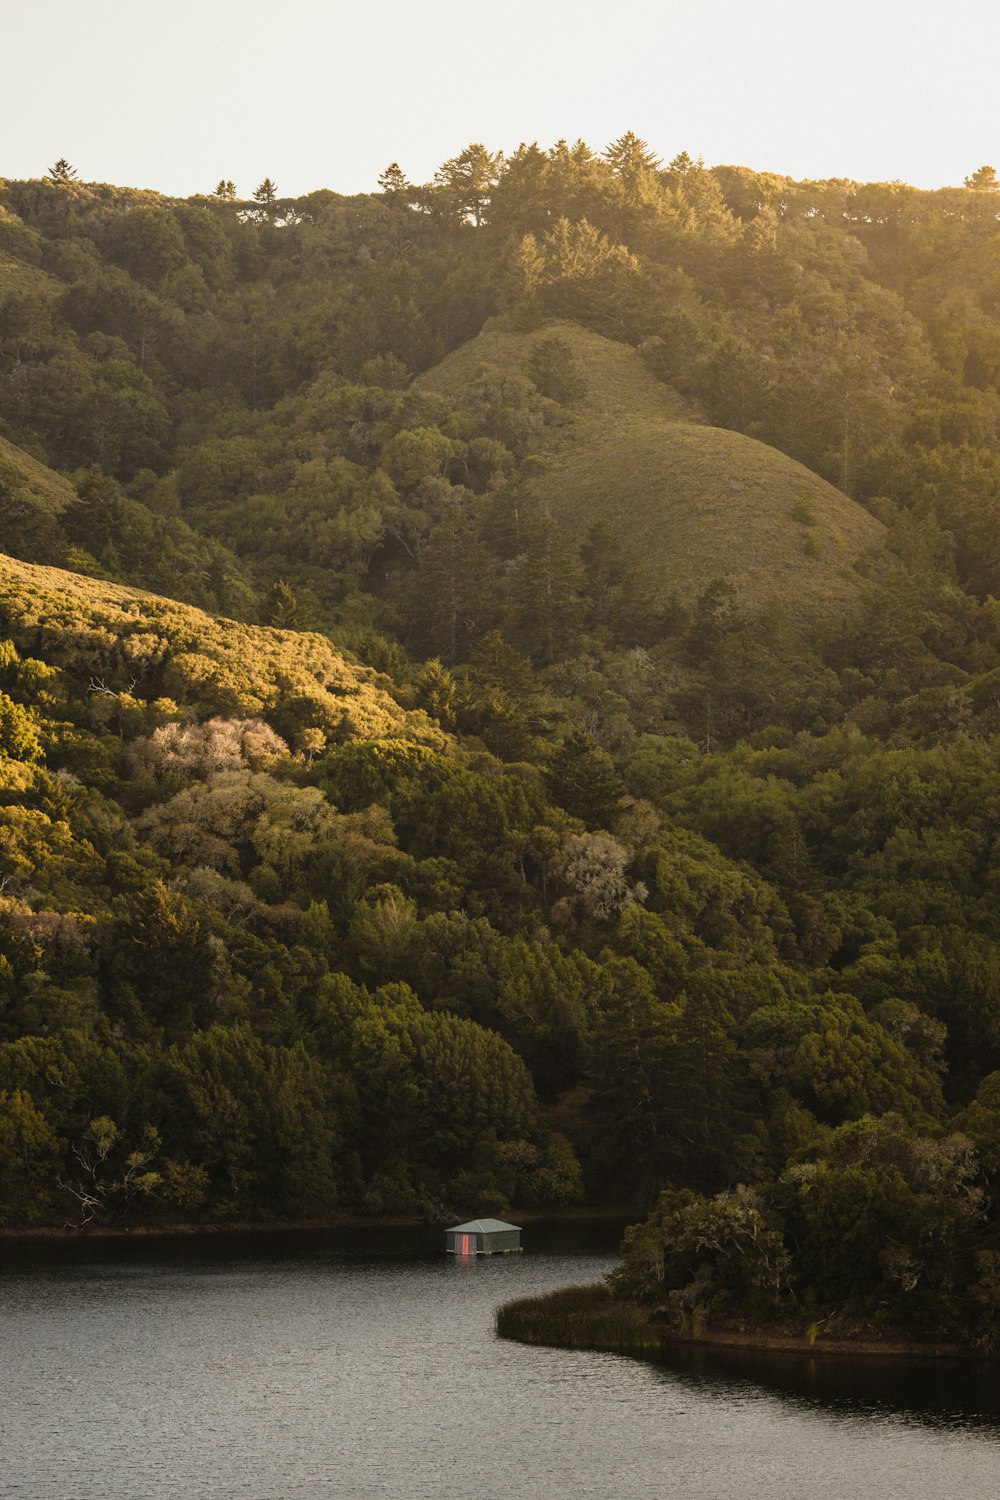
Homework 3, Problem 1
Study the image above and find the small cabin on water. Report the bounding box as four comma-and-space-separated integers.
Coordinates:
445, 1219, 522, 1256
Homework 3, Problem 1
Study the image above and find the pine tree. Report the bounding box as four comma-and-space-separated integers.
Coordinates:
465, 629, 546, 760
46, 158, 77, 184
510, 507, 583, 663
64, 468, 128, 556
547, 730, 621, 828
377, 162, 411, 198
264, 579, 299, 629
434, 143, 503, 225
603, 131, 661, 191
964, 165, 999, 192
415, 658, 459, 730
251, 177, 279, 222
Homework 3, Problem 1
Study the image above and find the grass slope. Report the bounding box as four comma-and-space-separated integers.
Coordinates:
0, 552, 436, 745
419, 317, 691, 426
0, 434, 78, 518
0, 248, 59, 305
544, 416, 886, 620
423, 319, 886, 624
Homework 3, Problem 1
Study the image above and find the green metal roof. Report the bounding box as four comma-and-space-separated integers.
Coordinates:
449, 1219, 521, 1234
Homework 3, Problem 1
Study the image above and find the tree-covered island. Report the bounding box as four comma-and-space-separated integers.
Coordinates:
3, 141, 1000, 1349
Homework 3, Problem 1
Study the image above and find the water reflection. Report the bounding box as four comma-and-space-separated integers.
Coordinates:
0, 1212, 627, 1270
650, 1341, 1000, 1431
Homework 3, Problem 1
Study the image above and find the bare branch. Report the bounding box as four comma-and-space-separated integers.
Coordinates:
88, 676, 137, 700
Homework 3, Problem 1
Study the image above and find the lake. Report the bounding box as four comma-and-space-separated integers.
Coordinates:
2, 1222, 999, 1499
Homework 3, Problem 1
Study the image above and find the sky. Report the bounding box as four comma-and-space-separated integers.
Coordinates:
2, 0, 997, 199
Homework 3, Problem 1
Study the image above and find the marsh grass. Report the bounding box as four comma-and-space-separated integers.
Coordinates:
496, 1283, 661, 1353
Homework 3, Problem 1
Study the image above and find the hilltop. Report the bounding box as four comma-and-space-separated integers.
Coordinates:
421, 320, 887, 626
417, 318, 690, 426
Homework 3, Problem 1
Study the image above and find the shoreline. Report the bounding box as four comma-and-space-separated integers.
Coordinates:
656, 1324, 984, 1363
495, 1282, 992, 1365
0, 1206, 630, 1247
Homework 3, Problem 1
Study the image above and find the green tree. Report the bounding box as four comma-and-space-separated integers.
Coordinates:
434, 144, 503, 226
404, 510, 495, 662
547, 730, 621, 828
584, 957, 679, 1199
603, 132, 661, 194
0, 691, 41, 762
415, 658, 459, 730
612, 1186, 790, 1318
104, 881, 217, 1037
106, 207, 188, 287
377, 162, 411, 198
251, 177, 279, 222
380, 426, 455, 490
46, 158, 77, 184
64, 466, 128, 555
527, 334, 586, 403
0, 1089, 61, 1225
462, 630, 545, 760
264, 579, 299, 629
964, 165, 999, 191
510, 507, 583, 663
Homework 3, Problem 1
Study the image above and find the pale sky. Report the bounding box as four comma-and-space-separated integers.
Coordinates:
2, 0, 996, 199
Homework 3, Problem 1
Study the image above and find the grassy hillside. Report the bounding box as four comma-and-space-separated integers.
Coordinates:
0, 244, 58, 304
0, 434, 77, 518
418, 317, 691, 426
536, 416, 887, 620
421, 320, 887, 624
0, 552, 435, 746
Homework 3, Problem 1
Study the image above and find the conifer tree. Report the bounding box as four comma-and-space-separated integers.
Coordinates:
964, 165, 999, 191
46, 158, 77, 183
434, 144, 503, 225
603, 131, 661, 187
251, 177, 279, 222
264, 580, 299, 629
547, 730, 621, 829
377, 162, 411, 198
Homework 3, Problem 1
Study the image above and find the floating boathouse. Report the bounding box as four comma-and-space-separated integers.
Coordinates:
445, 1219, 522, 1255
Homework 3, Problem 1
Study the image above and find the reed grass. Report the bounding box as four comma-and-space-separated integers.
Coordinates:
496, 1283, 661, 1353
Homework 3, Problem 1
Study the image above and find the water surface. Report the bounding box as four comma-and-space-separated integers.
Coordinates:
2, 1225, 998, 1499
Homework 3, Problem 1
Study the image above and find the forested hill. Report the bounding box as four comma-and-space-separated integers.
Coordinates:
4, 144, 1000, 1346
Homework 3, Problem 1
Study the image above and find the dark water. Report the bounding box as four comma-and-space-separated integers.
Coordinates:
2, 1223, 999, 1499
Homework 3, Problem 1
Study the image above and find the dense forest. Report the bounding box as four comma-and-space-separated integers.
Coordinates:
4, 141, 1000, 1346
